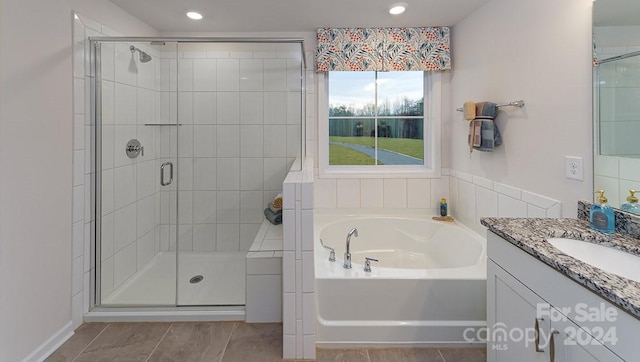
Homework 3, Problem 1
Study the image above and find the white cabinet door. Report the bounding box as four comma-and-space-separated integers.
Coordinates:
550, 314, 624, 362
488, 260, 550, 362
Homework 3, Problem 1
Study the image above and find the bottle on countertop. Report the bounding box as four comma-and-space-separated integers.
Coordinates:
620, 189, 640, 216
440, 198, 448, 217
590, 189, 615, 234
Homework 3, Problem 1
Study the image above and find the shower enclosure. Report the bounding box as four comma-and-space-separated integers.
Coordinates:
90, 38, 304, 309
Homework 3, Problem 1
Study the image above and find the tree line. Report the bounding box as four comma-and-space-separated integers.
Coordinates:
329, 97, 424, 117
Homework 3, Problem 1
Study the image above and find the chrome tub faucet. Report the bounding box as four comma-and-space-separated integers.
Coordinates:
344, 227, 358, 269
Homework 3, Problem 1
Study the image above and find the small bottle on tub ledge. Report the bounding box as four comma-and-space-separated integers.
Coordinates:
433, 198, 454, 222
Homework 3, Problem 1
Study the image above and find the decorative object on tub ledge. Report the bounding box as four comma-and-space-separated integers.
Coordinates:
263, 207, 282, 225
432, 215, 454, 222
467, 102, 502, 153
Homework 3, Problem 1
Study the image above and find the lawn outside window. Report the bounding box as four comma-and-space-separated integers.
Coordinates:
318, 71, 441, 178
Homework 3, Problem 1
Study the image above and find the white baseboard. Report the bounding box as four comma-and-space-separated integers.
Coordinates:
22, 321, 73, 362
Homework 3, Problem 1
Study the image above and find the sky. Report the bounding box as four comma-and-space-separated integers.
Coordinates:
328, 71, 424, 111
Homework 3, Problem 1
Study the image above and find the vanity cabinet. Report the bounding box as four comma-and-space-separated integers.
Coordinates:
487, 231, 633, 362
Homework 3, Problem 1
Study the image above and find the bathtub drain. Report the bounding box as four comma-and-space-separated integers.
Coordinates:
189, 275, 204, 284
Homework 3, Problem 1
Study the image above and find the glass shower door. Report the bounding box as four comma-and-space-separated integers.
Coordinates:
97, 41, 178, 306
175, 43, 246, 306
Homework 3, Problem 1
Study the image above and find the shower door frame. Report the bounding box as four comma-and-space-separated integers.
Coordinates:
89, 36, 306, 312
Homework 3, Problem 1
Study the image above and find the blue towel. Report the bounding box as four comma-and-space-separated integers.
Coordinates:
475, 102, 498, 119
474, 119, 502, 152
264, 208, 282, 225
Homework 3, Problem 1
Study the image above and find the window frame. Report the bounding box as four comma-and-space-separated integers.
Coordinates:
318, 71, 442, 179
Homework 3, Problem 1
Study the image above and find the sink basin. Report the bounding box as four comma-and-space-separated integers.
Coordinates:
547, 238, 640, 283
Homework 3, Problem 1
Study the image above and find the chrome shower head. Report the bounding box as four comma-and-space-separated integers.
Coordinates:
130, 45, 152, 63
139, 51, 152, 63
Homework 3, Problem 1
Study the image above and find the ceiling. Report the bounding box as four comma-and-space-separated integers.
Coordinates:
108, 0, 491, 33
594, 0, 640, 26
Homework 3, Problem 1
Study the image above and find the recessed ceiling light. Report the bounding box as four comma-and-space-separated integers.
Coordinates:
186, 11, 203, 20
389, 3, 407, 15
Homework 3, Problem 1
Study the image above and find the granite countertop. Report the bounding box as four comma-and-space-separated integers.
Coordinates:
481, 217, 640, 320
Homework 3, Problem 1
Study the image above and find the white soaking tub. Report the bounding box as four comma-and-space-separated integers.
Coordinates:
314, 209, 487, 346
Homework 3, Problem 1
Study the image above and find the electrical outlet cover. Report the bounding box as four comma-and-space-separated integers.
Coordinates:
565, 156, 583, 181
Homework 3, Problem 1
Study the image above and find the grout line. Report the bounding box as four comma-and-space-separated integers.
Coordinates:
145, 322, 173, 362
71, 323, 111, 362
218, 321, 237, 362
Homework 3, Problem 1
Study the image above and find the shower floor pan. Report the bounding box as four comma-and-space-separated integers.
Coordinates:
102, 251, 246, 306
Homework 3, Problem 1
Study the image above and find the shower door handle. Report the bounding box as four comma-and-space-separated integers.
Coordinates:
160, 161, 173, 186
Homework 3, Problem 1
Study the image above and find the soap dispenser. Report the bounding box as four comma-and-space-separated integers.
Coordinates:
590, 190, 615, 234
621, 189, 640, 215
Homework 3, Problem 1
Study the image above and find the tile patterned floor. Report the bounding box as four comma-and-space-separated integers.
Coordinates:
47, 322, 486, 361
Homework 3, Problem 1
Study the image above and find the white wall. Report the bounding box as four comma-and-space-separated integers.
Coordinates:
67, 0, 158, 35
0, 1, 73, 360
449, 0, 594, 218
0, 0, 155, 360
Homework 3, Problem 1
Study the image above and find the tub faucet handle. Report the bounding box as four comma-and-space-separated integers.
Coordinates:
364, 257, 379, 272
320, 239, 336, 262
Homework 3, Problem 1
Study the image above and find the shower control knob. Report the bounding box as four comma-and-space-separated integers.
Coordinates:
364, 257, 379, 272
126, 139, 143, 159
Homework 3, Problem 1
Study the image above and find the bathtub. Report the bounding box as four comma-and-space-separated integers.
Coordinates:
314, 209, 486, 346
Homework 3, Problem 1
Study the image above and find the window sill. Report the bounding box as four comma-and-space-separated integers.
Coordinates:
318, 165, 441, 179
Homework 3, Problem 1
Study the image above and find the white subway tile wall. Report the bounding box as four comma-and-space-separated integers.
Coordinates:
282, 159, 315, 360
313, 168, 561, 235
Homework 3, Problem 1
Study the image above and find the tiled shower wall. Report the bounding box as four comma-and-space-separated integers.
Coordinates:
158, 44, 302, 253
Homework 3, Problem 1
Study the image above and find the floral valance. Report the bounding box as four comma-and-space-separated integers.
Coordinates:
316, 27, 451, 72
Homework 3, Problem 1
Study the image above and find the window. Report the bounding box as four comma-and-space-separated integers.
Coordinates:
319, 71, 441, 178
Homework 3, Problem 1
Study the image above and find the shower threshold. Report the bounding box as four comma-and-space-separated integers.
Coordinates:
85, 306, 245, 323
